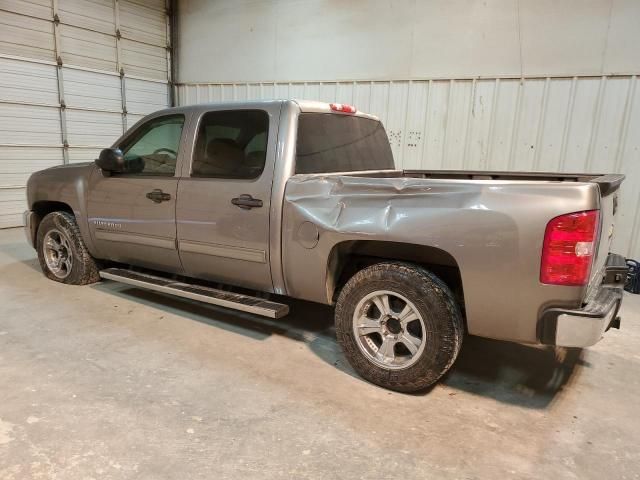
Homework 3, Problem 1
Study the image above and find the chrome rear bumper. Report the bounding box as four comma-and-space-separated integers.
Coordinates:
540, 253, 627, 347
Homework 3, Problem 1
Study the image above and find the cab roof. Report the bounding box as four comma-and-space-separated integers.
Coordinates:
153, 99, 379, 121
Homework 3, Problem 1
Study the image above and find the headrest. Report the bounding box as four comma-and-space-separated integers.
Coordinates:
206, 138, 244, 164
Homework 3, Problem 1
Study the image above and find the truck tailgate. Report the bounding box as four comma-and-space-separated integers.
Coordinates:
589, 182, 623, 296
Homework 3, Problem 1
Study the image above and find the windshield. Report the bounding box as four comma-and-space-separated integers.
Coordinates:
295, 113, 395, 174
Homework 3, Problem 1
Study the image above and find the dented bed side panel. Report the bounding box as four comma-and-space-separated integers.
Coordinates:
282, 174, 601, 344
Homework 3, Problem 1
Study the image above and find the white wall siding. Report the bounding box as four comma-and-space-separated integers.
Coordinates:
0, 103, 62, 145
0, 147, 63, 229
58, 0, 115, 34
67, 147, 102, 165
62, 68, 122, 111
119, 0, 168, 47
176, 75, 640, 259
0, 9, 54, 61
65, 110, 123, 148
0, 147, 63, 186
0, 57, 59, 105
59, 24, 118, 72
125, 77, 170, 115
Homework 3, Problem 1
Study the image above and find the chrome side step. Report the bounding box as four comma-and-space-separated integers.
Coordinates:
99, 268, 289, 319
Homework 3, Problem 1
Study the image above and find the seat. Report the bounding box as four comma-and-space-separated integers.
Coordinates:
194, 138, 245, 176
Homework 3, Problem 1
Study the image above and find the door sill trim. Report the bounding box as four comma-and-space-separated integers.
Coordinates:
179, 240, 266, 263
95, 230, 175, 250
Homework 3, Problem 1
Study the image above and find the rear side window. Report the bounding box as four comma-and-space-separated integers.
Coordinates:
192, 110, 269, 179
295, 113, 395, 174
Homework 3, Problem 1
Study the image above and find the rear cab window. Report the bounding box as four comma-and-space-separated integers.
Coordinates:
295, 113, 395, 174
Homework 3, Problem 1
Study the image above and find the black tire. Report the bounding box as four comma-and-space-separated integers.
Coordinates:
335, 262, 463, 392
36, 211, 101, 285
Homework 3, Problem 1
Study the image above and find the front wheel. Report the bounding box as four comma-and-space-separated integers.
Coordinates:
334, 262, 463, 392
36, 211, 101, 285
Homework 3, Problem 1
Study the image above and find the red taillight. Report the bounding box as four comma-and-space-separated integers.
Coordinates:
540, 210, 600, 286
329, 103, 356, 113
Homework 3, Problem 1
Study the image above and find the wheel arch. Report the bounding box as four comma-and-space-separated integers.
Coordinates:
326, 240, 465, 315
28, 201, 75, 246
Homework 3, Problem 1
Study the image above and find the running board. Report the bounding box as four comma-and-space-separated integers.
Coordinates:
99, 268, 289, 319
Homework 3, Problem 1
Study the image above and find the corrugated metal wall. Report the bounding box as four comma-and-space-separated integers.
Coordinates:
0, 0, 171, 228
176, 75, 640, 259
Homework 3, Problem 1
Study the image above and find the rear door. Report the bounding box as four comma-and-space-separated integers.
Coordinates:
87, 114, 187, 273
176, 105, 281, 291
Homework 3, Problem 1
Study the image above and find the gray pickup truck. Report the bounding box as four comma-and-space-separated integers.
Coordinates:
24, 99, 627, 392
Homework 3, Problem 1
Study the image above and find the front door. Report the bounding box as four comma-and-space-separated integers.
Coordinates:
87, 114, 187, 273
176, 105, 280, 292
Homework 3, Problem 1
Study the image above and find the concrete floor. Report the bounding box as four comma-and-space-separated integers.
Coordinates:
0, 227, 639, 480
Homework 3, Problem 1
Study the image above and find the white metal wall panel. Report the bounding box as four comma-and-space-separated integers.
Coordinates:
58, 0, 115, 35
119, 0, 167, 47
422, 81, 450, 169
0, 101, 62, 225
62, 67, 122, 111
386, 82, 409, 162
442, 80, 473, 170
0, 9, 54, 61
126, 113, 145, 130
0, 147, 62, 227
535, 78, 573, 172
119, 0, 169, 83
401, 81, 428, 170
120, 38, 167, 81
65, 110, 124, 147
0, 147, 63, 186
0, 189, 29, 228
563, 78, 602, 173
67, 147, 102, 165
1, 0, 52, 19
0, 103, 61, 145
0, 57, 58, 105
176, 75, 640, 259
125, 77, 169, 115
59, 24, 117, 72
465, 79, 495, 171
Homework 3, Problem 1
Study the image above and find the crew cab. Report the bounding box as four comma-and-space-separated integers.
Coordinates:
24, 100, 627, 392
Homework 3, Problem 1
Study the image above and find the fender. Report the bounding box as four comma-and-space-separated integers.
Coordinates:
26, 163, 98, 256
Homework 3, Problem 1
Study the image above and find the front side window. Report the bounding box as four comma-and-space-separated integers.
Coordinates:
119, 115, 185, 176
192, 110, 269, 179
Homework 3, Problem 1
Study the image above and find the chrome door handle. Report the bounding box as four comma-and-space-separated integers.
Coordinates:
231, 194, 263, 209
146, 189, 171, 203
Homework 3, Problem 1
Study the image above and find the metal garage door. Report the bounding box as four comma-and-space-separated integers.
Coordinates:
0, 0, 172, 228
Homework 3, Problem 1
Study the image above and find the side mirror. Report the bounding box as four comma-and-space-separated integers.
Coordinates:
95, 148, 125, 172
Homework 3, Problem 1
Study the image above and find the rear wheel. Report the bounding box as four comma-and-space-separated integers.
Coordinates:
37, 211, 101, 285
335, 262, 463, 392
